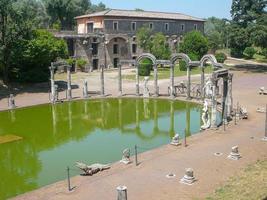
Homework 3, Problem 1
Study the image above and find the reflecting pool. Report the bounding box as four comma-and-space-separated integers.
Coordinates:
0, 98, 214, 199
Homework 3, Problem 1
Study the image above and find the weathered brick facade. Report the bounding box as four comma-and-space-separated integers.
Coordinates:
59, 9, 205, 71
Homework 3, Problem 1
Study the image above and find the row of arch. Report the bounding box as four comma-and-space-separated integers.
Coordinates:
117, 53, 223, 99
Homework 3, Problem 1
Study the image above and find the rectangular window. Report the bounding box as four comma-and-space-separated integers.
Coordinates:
131, 22, 136, 31
149, 23, 153, 30
181, 24, 185, 31
113, 21, 118, 30
165, 23, 169, 31
92, 43, 98, 55
132, 44, 137, 54
194, 24, 198, 30
87, 23, 94, 33
113, 58, 119, 68
113, 44, 119, 54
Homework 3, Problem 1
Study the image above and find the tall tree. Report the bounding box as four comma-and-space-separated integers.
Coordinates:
44, 0, 90, 30
136, 26, 152, 52
231, 0, 266, 27
0, 0, 37, 84
179, 31, 209, 60
150, 33, 171, 60
44, 0, 107, 30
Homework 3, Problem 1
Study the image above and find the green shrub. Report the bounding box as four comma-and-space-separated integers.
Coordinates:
66, 58, 75, 66
76, 58, 87, 70
243, 47, 256, 59
188, 53, 199, 61
138, 58, 152, 76
15, 29, 68, 82
179, 60, 187, 71
215, 53, 227, 63
179, 31, 209, 60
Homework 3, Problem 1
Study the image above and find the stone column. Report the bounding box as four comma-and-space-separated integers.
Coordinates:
186, 65, 191, 99
66, 65, 72, 101
226, 73, 233, 118
8, 94, 16, 109
200, 67, 205, 100
222, 77, 228, 121
49, 64, 56, 103
118, 64, 122, 96
170, 64, 175, 98
153, 64, 159, 97
83, 79, 88, 98
100, 64, 105, 96
210, 80, 218, 129
136, 64, 140, 96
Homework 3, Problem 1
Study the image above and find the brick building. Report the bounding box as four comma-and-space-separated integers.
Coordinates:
57, 9, 205, 71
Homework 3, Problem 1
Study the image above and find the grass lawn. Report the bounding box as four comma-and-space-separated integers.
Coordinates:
122, 65, 214, 80
206, 159, 267, 200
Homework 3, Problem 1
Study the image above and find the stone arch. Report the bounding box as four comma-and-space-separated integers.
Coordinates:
199, 54, 223, 99
107, 35, 128, 43
136, 53, 158, 97
136, 53, 157, 65
107, 36, 130, 69
170, 53, 192, 99
200, 54, 219, 69
171, 53, 191, 66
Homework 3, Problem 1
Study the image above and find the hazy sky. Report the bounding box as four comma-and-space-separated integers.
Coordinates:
91, 0, 232, 19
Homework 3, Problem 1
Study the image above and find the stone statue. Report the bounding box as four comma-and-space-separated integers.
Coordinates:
201, 99, 211, 130
75, 161, 110, 176
120, 148, 131, 164
143, 76, 150, 98
83, 80, 88, 98
203, 77, 213, 99
8, 94, 16, 109
170, 133, 181, 146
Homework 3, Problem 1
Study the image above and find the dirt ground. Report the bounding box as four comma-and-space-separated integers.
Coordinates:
1, 60, 267, 200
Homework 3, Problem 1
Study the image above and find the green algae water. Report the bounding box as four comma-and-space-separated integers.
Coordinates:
0, 98, 211, 199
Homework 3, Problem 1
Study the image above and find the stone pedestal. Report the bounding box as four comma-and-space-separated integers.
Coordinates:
117, 186, 127, 200
228, 146, 241, 160
170, 133, 181, 146
180, 168, 196, 185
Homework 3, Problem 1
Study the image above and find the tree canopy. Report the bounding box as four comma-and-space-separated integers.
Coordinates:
179, 31, 209, 60
229, 0, 267, 57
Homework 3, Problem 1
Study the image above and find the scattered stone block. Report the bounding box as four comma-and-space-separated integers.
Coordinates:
120, 148, 131, 165
227, 146, 241, 160
180, 168, 196, 185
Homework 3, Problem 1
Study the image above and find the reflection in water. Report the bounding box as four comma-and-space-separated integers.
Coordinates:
0, 98, 206, 200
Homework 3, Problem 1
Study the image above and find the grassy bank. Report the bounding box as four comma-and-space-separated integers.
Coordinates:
206, 159, 267, 200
